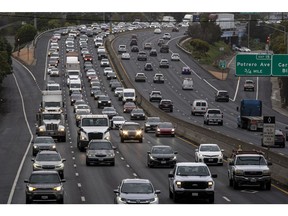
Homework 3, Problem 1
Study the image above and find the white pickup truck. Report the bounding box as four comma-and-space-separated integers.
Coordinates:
203, 108, 223, 126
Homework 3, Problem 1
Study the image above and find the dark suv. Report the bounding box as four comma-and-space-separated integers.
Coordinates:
215, 90, 229, 102
159, 99, 173, 112
137, 51, 147, 61
24, 170, 65, 204
160, 44, 169, 53
119, 121, 143, 143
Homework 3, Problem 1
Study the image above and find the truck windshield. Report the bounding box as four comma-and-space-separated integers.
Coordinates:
124, 92, 134, 97
235, 156, 267, 165
82, 118, 108, 126
43, 114, 61, 120
45, 102, 61, 107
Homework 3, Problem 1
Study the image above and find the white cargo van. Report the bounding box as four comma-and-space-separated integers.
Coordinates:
122, 88, 136, 104
69, 78, 82, 95
191, 99, 208, 115
182, 78, 193, 90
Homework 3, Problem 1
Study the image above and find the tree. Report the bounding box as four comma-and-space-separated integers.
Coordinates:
0, 37, 13, 84
187, 14, 221, 44
14, 24, 37, 48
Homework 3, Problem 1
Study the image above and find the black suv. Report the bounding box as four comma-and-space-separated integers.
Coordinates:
137, 51, 147, 61
24, 170, 65, 204
119, 121, 143, 143
159, 99, 173, 112
160, 44, 169, 53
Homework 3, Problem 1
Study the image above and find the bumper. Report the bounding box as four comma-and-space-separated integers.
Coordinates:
234, 175, 271, 186
149, 159, 176, 167
174, 190, 214, 200
86, 157, 114, 164
26, 191, 64, 203
36, 131, 66, 140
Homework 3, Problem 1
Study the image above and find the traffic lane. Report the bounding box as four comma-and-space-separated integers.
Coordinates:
0, 73, 31, 204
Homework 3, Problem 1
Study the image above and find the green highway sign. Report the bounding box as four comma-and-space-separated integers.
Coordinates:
236, 54, 272, 76
272, 54, 288, 76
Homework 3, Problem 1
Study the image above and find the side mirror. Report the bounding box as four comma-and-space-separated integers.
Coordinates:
24, 179, 29, 183
31, 158, 35, 162
112, 146, 117, 150
61, 179, 66, 183
174, 151, 178, 154
155, 190, 161, 194
221, 149, 224, 152
62, 159, 66, 162
267, 161, 272, 166
212, 174, 217, 178
147, 151, 151, 154
168, 173, 174, 178
113, 189, 119, 194
195, 149, 199, 152
229, 161, 234, 165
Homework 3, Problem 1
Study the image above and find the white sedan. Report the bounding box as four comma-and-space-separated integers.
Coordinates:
171, 53, 180, 61
121, 52, 130, 60
195, 144, 224, 166
154, 28, 161, 34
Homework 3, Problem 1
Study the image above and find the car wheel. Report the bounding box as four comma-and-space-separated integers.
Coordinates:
60, 172, 64, 179
169, 187, 173, 199
57, 198, 64, 204
139, 138, 143, 143
233, 179, 239, 189
121, 138, 124, 143
86, 160, 90, 166
173, 189, 179, 203
26, 196, 32, 204
266, 182, 271, 190
111, 161, 115, 166
208, 195, 214, 204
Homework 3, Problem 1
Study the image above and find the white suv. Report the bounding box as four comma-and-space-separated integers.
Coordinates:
168, 162, 217, 203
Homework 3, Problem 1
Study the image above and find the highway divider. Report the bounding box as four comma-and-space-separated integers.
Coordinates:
106, 29, 288, 187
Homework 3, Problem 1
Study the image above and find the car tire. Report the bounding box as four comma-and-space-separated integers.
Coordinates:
111, 161, 115, 166
26, 196, 32, 204
60, 172, 64, 179
86, 159, 90, 166
266, 182, 271, 190
169, 187, 173, 199
208, 195, 214, 204
57, 198, 64, 204
233, 179, 239, 189
121, 138, 124, 143
172, 189, 179, 203
139, 138, 143, 143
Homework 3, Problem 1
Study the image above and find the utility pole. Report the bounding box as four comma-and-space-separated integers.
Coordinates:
247, 14, 251, 48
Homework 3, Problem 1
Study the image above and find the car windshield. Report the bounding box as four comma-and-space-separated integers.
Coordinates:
123, 125, 139, 130
200, 145, 220, 152
121, 183, 153, 194
82, 118, 108, 126
235, 156, 267, 165
176, 166, 210, 176
34, 137, 54, 144
148, 118, 160, 122
152, 147, 172, 154
113, 117, 124, 121
29, 174, 60, 184
43, 114, 61, 120
89, 142, 112, 150
159, 123, 173, 128
45, 102, 61, 107
36, 154, 61, 161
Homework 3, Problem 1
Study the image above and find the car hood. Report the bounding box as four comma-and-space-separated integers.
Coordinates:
199, 151, 221, 157
175, 175, 212, 181
234, 165, 269, 171
28, 183, 61, 189
151, 153, 175, 158
43, 120, 61, 125
87, 149, 114, 154
35, 161, 62, 166
119, 193, 156, 200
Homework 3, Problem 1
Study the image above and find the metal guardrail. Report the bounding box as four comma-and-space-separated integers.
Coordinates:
105, 29, 288, 187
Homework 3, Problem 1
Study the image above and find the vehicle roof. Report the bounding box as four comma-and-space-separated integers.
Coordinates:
122, 178, 151, 184
123, 121, 140, 126
31, 170, 59, 175
80, 114, 109, 118
199, 143, 220, 147
176, 162, 207, 167
37, 150, 60, 155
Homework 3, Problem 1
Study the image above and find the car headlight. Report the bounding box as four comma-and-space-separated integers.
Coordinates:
145, 124, 150, 127
53, 186, 62, 191
107, 153, 115, 157
55, 163, 64, 169
98, 101, 102, 103
39, 128, 45, 132
149, 155, 156, 160
33, 145, 38, 149
171, 128, 175, 132
176, 181, 182, 188
157, 128, 160, 132
33, 163, 42, 169
119, 197, 127, 203
235, 169, 244, 175
123, 131, 128, 135
263, 170, 271, 175
76, 115, 81, 120
172, 156, 177, 160
28, 186, 36, 192
208, 181, 214, 188
136, 130, 142, 135
59, 128, 65, 132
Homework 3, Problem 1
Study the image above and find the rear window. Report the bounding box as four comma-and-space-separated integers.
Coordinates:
208, 110, 220, 114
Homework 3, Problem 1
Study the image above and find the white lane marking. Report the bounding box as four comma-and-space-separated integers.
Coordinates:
78, 183, 82, 188
203, 79, 218, 91
75, 173, 79, 176
232, 77, 241, 102
74, 164, 77, 168
133, 173, 138, 177
7, 74, 34, 204
81, 196, 86, 202
223, 196, 231, 202
256, 77, 259, 100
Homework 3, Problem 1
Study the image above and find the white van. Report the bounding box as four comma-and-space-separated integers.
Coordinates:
69, 78, 82, 95
191, 99, 208, 115
122, 88, 136, 104
182, 78, 193, 90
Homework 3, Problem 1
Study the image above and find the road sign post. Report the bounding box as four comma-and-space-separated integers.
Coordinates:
262, 116, 275, 147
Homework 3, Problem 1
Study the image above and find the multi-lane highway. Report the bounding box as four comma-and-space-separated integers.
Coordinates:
0, 26, 288, 205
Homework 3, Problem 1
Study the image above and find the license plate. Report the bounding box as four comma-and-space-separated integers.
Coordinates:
98, 158, 103, 161
192, 193, 198, 196
41, 196, 48, 200
161, 161, 166, 164
208, 158, 213, 162
250, 178, 256, 182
